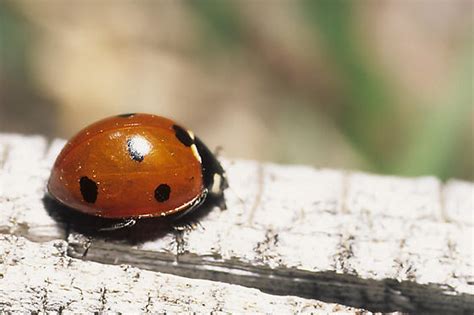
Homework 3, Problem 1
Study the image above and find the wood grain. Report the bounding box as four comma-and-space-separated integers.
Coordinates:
0, 134, 472, 313
0, 234, 366, 313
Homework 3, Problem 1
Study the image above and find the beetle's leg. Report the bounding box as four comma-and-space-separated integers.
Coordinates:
172, 220, 203, 232
171, 189, 208, 220
98, 218, 136, 231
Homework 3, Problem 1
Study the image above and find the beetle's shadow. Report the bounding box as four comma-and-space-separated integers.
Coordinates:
42, 194, 221, 245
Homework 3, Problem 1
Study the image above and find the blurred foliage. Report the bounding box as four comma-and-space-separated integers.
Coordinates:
188, 0, 243, 49
302, 0, 396, 171
397, 49, 473, 179
0, 1, 57, 135
0, 1, 31, 81
187, 0, 472, 179
0, 0, 472, 180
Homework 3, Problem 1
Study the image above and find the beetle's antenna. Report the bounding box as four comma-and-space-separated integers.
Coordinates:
214, 145, 224, 158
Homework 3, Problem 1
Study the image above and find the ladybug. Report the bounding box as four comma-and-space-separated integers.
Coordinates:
47, 113, 227, 223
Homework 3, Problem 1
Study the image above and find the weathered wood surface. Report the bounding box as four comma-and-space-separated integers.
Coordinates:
0, 234, 366, 313
0, 133, 473, 313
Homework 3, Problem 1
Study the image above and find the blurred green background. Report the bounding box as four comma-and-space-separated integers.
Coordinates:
0, 0, 472, 180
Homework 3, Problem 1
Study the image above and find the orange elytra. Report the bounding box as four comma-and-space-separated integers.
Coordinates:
47, 113, 227, 219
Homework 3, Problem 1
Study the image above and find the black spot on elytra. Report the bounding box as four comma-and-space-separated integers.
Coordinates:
80, 176, 98, 203
154, 184, 171, 202
172, 124, 194, 147
127, 138, 144, 162
117, 113, 136, 118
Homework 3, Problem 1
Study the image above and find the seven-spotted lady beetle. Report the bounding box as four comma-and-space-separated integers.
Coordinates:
48, 113, 227, 222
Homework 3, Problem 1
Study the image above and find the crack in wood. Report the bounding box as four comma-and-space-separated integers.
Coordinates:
339, 170, 351, 214
40, 284, 49, 312
247, 163, 264, 226
65, 236, 474, 313
439, 181, 449, 222
143, 292, 153, 313
0, 142, 10, 170
99, 287, 107, 312
253, 229, 280, 266
333, 234, 356, 275
383, 281, 414, 313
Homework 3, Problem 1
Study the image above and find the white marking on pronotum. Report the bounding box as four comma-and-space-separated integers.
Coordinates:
211, 173, 223, 194
191, 144, 202, 163
187, 129, 195, 140
186, 129, 201, 162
